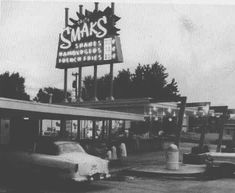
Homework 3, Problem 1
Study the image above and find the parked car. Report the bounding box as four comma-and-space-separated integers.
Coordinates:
79, 140, 108, 158
202, 152, 235, 178
0, 139, 110, 182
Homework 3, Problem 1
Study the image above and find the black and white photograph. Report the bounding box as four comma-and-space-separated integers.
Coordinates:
1, 0, 235, 192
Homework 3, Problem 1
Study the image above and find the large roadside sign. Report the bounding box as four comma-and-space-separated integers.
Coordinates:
56, 6, 123, 69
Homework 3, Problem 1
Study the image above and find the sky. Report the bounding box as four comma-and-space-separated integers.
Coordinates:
1, 0, 235, 107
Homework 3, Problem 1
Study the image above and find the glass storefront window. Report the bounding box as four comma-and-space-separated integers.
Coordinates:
42, 120, 60, 137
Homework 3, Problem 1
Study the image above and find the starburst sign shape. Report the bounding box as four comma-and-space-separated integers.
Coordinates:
68, 6, 120, 42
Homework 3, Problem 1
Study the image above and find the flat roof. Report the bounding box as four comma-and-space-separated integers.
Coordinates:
0, 97, 144, 121
66, 98, 196, 115
66, 98, 152, 109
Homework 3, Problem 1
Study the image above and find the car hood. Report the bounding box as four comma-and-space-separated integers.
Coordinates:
58, 152, 109, 176
58, 152, 105, 164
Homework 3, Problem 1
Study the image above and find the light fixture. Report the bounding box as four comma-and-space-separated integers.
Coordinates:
204, 104, 210, 114
23, 117, 29, 120
167, 107, 172, 113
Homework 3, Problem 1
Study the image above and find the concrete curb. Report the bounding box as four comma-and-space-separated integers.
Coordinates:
122, 170, 204, 180
109, 166, 133, 175
121, 164, 207, 180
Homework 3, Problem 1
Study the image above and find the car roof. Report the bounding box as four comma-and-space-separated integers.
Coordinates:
54, 141, 77, 146
37, 137, 78, 144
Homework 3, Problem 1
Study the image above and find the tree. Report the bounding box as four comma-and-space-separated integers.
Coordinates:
83, 74, 112, 100
97, 74, 111, 100
82, 76, 94, 101
33, 87, 71, 103
0, 72, 30, 101
113, 69, 132, 99
82, 61, 180, 101
164, 78, 179, 99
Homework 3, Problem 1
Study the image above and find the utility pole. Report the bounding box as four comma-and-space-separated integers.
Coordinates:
175, 97, 187, 147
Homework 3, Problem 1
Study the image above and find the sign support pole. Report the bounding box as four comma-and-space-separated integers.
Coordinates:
109, 2, 115, 101
64, 70, 68, 102
78, 5, 83, 103
109, 63, 114, 101
78, 66, 83, 102
93, 65, 98, 101
63, 7, 69, 103
93, 2, 99, 102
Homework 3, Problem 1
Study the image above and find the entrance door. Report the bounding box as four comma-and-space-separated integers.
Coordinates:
0, 118, 10, 145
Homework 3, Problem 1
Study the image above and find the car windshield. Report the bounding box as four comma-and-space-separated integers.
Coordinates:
58, 143, 85, 154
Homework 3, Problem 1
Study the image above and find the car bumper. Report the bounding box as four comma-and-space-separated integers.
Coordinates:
73, 173, 111, 182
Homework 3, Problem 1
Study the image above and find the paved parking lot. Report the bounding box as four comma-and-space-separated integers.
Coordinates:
1, 174, 235, 193
0, 142, 234, 193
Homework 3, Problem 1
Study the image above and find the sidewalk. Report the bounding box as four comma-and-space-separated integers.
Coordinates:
109, 143, 207, 178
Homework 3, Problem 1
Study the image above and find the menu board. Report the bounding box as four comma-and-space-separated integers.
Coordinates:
56, 36, 122, 68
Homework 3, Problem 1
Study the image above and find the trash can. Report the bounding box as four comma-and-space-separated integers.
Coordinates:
119, 143, 127, 158
111, 146, 117, 160
166, 144, 179, 170
106, 150, 112, 160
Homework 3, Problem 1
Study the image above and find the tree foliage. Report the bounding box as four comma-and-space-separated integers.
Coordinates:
83, 74, 112, 100
82, 61, 180, 100
114, 69, 132, 98
0, 72, 30, 101
34, 87, 71, 103
82, 76, 94, 101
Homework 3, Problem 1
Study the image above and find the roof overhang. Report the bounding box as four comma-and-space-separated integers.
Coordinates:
0, 97, 144, 121
66, 98, 152, 109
